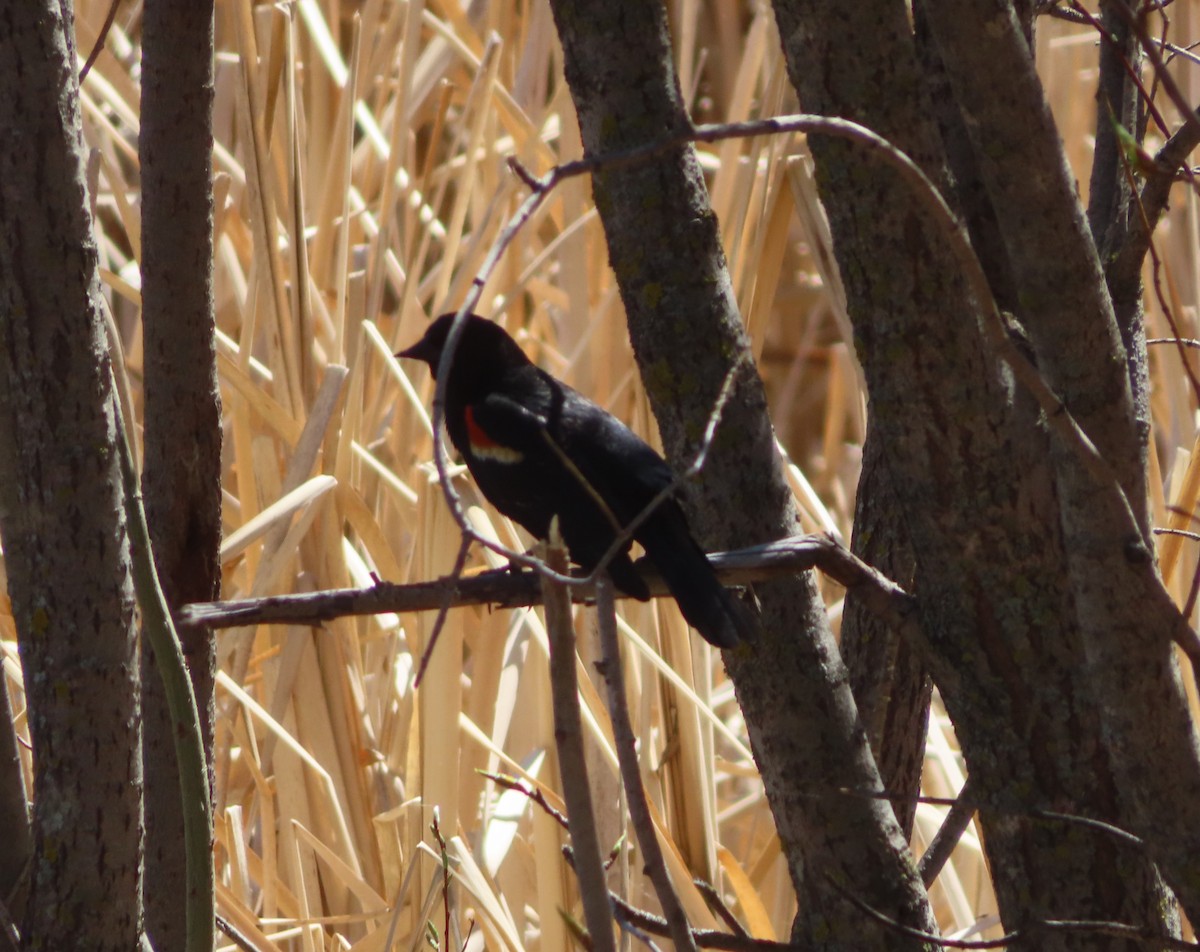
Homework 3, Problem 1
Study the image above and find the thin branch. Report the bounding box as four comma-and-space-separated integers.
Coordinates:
1109, 0, 1200, 150
561, 909, 594, 950
0, 897, 18, 952
1041, 1, 1093, 25
1155, 527, 1200, 542
412, 536, 472, 687
578, 356, 748, 592
542, 529, 615, 952
431, 813, 452, 952
479, 768, 1164, 950
692, 879, 750, 940
214, 915, 256, 952
837, 785, 1147, 851
478, 770, 571, 831
834, 876, 1200, 951
79, 0, 121, 82
1147, 337, 1200, 347
112, 391, 214, 952
1160, 38, 1200, 68
1037, 920, 1198, 950
1068, 1, 1171, 138
829, 879, 1009, 949
1111, 112, 1200, 286
917, 778, 976, 887
614, 914, 665, 952
179, 533, 915, 629
1097, 0, 1200, 292
1114, 117, 1200, 405
594, 579, 698, 952
610, 897, 792, 952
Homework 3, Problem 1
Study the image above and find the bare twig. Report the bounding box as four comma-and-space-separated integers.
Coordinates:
1148, 338, 1200, 348
179, 533, 914, 629
831, 874, 1200, 950
836, 784, 1146, 851
1110, 111, 1200, 288
1108, 0, 1200, 151
412, 536, 472, 687
610, 896, 792, 952
431, 812, 453, 952
478, 770, 571, 830
594, 578, 698, 952
1112, 113, 1200, 405
0, 896, 19, 951
1155, 527, 1200, 542
692, 879, 749, 939
917, 778, 977, 887
828, 877, 1007, 949
578, 356, 748, 591
542, 528, 615, 952
1067, 1, 1171, 137
561, 909, 592, 950
1034, 920, 1198, 950
214, 915, 256, 952
614, 911, 665, 952
498, 762, 1160, 949
79, 0, 121, 82
112, 390, 213, 952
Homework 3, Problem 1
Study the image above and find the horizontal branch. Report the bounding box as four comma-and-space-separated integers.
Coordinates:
179, 532, 915, 630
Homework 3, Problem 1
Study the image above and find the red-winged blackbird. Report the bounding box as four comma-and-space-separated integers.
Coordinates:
398, 312, 756, 649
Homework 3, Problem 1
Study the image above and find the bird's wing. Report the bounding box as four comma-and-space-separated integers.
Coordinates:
470, 380, 679, 527
465, 391, 549, 455
554, 395, 678, 522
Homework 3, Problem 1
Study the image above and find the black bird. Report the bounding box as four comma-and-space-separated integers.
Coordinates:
398, 312, 755, 649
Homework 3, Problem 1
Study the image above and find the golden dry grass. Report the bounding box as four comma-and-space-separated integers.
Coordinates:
2, 1, 1200, 949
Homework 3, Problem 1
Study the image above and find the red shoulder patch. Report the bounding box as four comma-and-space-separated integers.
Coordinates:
464, 405, 524, 463
465, 405, 497, 448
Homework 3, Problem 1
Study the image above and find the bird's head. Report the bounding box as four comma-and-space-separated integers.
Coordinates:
397, 312, 530, 381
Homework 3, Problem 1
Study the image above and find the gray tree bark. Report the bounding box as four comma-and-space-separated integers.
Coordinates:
774, 0, 1188, 944
545, 2, 936, 947
1087, 0, 1151, 455
839, 430, 927, 840
0, 3, 143, 949
139, 1, 222, 948
921, 0, 1200, 928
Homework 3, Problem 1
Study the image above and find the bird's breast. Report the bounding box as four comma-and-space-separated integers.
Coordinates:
464, 405, 524, 464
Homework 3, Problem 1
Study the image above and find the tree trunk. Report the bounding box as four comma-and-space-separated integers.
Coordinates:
839, 429, 927, 840
545, 2, 937, 947
921, 0, 1200, 926
0, 3, 143, 948
139, 1, 222, 947
772, 0, 1184, 943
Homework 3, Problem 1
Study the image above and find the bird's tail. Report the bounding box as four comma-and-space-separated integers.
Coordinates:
638, 514, 757, 649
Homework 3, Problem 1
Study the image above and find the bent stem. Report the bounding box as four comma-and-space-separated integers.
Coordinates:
595, 578, 699, 952
542, 524, 615, 952
114, 401, 214, 952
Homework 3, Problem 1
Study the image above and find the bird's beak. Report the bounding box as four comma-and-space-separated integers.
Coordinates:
395, 339, 432, 363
